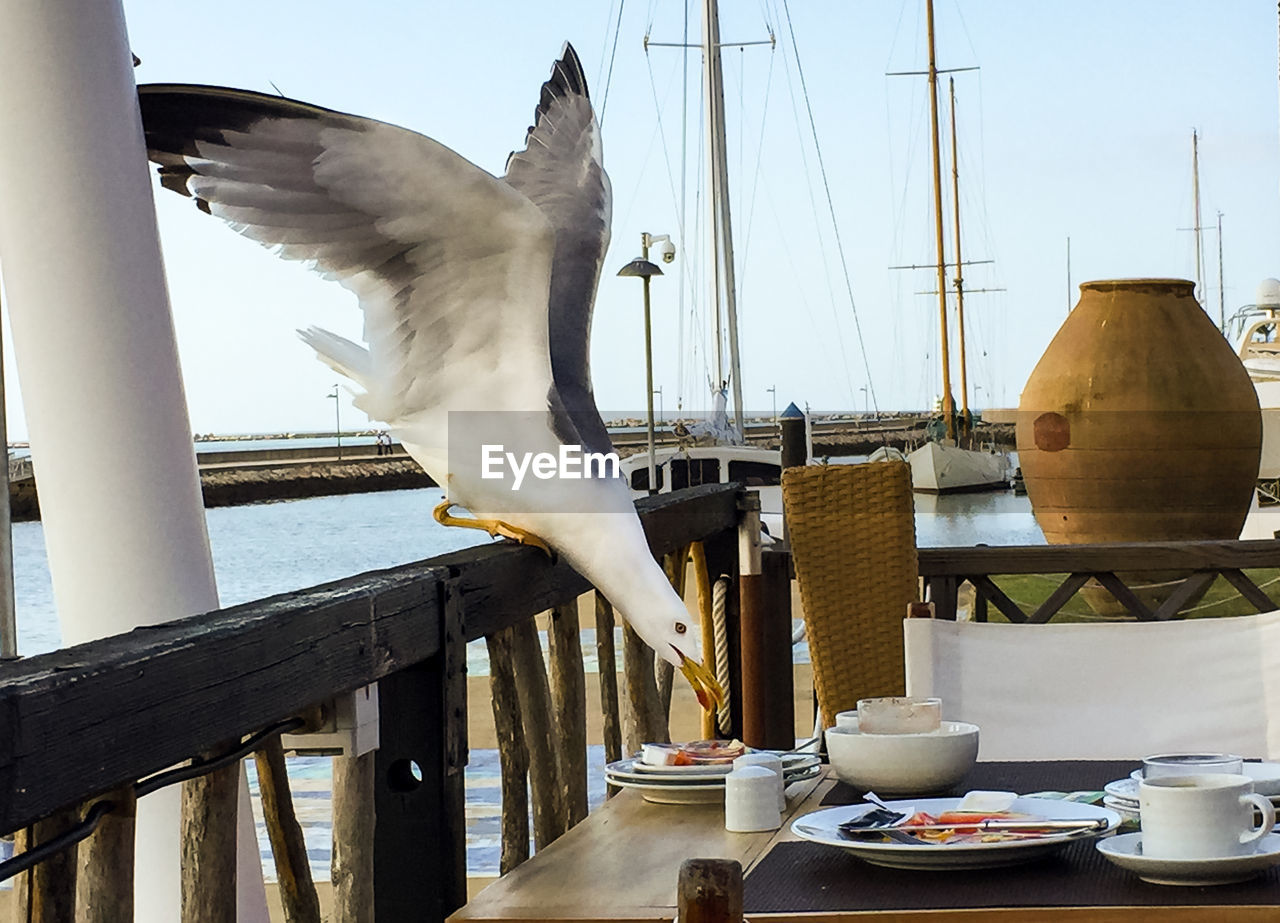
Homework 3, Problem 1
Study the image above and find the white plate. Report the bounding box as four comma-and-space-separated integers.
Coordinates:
1097, 832, 1280, 885
1102, 795, 1140, 822
607, 753, 820, 784
607, 761, 821, 803
1104, 778, 1139, 803
791, 798, 1121, 870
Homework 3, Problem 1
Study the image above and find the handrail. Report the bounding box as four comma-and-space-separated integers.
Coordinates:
0, 482, 741, 838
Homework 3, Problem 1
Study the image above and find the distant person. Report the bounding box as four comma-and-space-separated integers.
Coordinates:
376, 431, 391, 456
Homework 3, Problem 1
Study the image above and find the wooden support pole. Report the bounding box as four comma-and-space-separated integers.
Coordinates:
593, 593, 623, 767
330, 752, 375, 923
546, 602, 588, 827
254, 738, 320, 923
622, 617, 668, 754
677, 858, 743, 923
15, 805, 79, 923
740, 548, 795, 750
373, 585, 467, 923
78, 787, 135, 923
508, 617, 568, 847
181, 755, 239, 923
486, 629, 531, 871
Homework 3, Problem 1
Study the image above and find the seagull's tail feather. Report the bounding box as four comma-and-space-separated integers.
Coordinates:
298, 325, 396, 422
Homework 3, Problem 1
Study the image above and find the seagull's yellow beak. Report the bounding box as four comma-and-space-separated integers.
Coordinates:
674, 646, 725, 713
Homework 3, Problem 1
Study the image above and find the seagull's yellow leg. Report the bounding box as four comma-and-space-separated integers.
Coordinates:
675, 647, 726, 714
432, 500, 555, 559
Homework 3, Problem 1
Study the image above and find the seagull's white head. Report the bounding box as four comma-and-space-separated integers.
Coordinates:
648, 598, 725, 713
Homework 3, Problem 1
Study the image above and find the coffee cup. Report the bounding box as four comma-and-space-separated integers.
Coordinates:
1142, 752, 1243, 779
1138, 772, 1275, 859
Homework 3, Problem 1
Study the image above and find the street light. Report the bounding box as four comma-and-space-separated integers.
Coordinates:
859, 386, 868, 416
328, 384, 342, 461
618, 237, 670, 495
766, 385, 777, 425
654, 386, 664, 427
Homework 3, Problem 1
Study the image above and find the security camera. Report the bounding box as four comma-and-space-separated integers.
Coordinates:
658, 239, 676, 263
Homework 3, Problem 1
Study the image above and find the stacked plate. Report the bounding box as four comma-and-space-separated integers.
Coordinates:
604, 751, 821, 804
1103, 762, 1280, 823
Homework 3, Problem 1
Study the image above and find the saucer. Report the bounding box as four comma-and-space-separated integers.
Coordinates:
1127, 769, 1280, 805
1096, 832, 1280, 886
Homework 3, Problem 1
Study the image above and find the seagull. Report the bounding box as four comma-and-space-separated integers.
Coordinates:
138, 44, 724, 711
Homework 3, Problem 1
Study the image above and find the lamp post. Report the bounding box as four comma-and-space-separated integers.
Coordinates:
618, 252, 666, 494
328, 384, 342, 460
654, 386, 664, 427
859, 386, 868, 416
767, 385, 777, 426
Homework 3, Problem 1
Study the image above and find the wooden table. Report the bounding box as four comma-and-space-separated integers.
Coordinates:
450, 766, 1280, 923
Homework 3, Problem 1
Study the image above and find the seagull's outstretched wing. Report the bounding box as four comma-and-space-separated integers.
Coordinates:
504, 44, 613, 455
139, 84, 556, 430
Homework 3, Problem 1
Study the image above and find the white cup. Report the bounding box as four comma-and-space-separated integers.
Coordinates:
1142, 752, 1243, 779
1139, 772, 1275, 859
724, 766, 781, 833
734, 753, 786, 811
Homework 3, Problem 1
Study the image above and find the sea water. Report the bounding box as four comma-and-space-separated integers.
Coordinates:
4, 485, 1044, 879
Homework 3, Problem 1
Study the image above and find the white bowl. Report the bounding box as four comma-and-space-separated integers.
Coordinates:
824, 721, 980, 795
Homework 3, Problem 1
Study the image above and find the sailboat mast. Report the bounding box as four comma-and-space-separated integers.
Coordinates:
1192, 128, 1204, 301
925, 0, 955, 440
702, 0, 746, 436
948, 76, 970, 436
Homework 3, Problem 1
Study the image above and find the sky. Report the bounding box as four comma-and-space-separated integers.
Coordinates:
3, 0, 1279, 438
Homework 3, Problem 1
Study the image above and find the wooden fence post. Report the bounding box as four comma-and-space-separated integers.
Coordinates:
331, 751, 376, 922
181, 755, 239, 923
740, 545, 795, 750
15, 804, 79, 923
622, 618, 668, 754
255, 738, 320, 923
373, 585, 467, 923
508, 617, 568, 846
547, 602, 587, 827
486, 627, 531, 872
594, 593, 623, 768
78, 787, 135, 923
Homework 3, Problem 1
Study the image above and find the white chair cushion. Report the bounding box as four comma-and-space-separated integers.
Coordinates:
903, 613, 1280, 761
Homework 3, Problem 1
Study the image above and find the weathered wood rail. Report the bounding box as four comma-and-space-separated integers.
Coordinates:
919, 538, 1280, 622
0, 482, 754, 923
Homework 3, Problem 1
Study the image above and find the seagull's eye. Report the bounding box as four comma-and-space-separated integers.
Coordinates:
674, 621, 687, 635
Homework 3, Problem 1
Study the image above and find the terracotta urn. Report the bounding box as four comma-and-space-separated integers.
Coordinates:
1017, 278, 1261, 546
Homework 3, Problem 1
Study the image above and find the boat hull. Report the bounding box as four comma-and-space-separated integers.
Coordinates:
907, 441, 1010, 493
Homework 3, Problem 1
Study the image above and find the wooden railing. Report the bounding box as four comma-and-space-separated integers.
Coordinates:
920, 538, 1280, 622
0, 483, 757, 923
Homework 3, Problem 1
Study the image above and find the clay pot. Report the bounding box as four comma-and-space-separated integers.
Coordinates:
1018, 278, 1261, 546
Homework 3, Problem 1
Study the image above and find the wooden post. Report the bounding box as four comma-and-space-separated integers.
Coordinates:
486, 629, 531, 871
15, 805, 79, 923
593, 593, 623, 767
78, 787, 136, 923
508, 617, 568, 846
330, 752, 375, 923
181, 756, 239, 923
546, 602, 588, 827
677, 858, 743, 923
740, 547, 795, 750
254, 738, 320, 923
779, 403, 807, 469
373, 586, 467, 923
622, 618, 668, 754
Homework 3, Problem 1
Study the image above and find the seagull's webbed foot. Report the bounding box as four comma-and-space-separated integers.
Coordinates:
432, 500, 556, 561
674, 646, 726, 713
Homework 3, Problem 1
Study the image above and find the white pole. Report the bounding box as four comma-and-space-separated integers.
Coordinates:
0, 3, 265, 919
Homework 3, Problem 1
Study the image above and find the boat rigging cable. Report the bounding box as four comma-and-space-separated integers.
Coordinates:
777, 0, 879, 413
597, 0, 628, 127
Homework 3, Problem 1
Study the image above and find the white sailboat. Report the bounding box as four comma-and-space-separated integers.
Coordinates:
903, 0, 1011, 493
